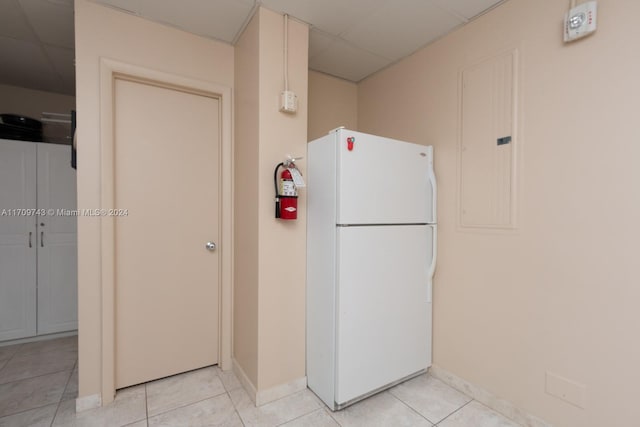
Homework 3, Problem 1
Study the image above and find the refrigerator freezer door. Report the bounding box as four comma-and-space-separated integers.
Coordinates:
336, 130, 434, 225
335, 225, 433, 405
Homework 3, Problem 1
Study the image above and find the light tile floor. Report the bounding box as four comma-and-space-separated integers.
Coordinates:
0, 336, 521, 427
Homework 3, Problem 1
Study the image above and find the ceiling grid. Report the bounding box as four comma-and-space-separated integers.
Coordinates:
0, 0, 507, 95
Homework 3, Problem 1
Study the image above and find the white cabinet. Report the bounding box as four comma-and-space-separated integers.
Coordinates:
0, 139, 77, 342
0, 140, 37, 341
36, 144, 78, 335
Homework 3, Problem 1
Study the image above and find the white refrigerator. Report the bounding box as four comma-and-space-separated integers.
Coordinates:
306, 128, 437, 410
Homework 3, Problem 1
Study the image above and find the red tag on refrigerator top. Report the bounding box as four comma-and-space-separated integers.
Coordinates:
347, 137, 355, 151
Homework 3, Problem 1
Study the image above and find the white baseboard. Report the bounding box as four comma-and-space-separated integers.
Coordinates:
232, 358, 307, 407
232, 358, 258, 405
429, 365, 551, 427
76, 393, 101, 412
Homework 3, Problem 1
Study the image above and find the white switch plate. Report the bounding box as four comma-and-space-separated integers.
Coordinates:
564, 1, 597, 42
280, 90, 298, 113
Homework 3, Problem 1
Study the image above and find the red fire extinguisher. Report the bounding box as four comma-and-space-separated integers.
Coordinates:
274, 162, 298, 220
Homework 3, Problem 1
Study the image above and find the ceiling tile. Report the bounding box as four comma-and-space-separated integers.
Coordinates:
308, 29, 335, 61
0, 0, 39, 42
309, 39, 389, 82
19, 0, 74, 49
261, 0, 387, 36
341, 0, 464, 62
0, 36, 63, 94
433, 0, 504, 20
94, 0, 254, 43
44, 44, 75, 95
1, 0, 510, 93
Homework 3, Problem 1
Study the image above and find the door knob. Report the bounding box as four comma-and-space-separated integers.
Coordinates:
205, 242, 217, 251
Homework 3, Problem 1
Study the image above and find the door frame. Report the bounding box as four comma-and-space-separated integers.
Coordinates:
98, 58, 233, 404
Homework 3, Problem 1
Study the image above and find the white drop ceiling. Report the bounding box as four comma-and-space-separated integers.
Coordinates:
0, 0, 75, 95
0, 0, 506, 96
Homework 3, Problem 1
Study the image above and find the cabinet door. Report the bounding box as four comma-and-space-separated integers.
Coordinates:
0, 139, 37, 341
37, 143, 77, 335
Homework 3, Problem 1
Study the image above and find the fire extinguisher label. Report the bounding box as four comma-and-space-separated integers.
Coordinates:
287, 168, 306, 187
284, 206, 296, 212
281, 180, 296, 196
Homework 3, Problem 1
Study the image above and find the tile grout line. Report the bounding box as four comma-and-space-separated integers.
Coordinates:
387, 390, 438, 425
0, 339, 77, 387
0, 402, 58, 424
145, 384, 245, 425
9, 336, 76, 354
249, 385, 311, 408
231, 385, 321, 426
50, 400, 60, 427
273, 407, 325, 427
0, 368, 74, 422
0, 344, 23, 376
0, 366, 75, 387
14, 342, 78, 358
49, 358, 76, 427
0, 339, 76, 425
146, 388, 229, 419
60, 359, 77, 400
324, 408, 344, 427
127, 366, 240, 421
230, 391, 247, 427
144, 383, 149, 427
434, 398, 474, 426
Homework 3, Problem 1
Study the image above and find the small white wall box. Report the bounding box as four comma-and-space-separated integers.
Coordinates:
280, 90, 298, 113
564, 1, 597, 42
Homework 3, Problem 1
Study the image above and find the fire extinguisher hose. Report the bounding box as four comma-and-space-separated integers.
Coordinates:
274, 162, 284, 218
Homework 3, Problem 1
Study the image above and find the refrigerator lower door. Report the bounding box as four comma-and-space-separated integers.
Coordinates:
335, 224, 433, 406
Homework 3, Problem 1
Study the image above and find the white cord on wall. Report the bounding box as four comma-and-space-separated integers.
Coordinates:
279, 13, 297, 113
283, 13, 289, 92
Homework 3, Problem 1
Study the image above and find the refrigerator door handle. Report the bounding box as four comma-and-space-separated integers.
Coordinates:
427, 225, 437, 303
428, 165, 437, 223
427, 225, 437, 279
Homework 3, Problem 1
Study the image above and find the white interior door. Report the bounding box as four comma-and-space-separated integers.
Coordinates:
114, 78, 220, 388
0, 139, 37, 341
36, 143, 78, 335
336, 225, 432, 404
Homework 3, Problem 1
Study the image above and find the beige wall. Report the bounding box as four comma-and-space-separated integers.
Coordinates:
0, 84, 75, 144
0, 84, 75, 120
74, 0, 234, 401
357, 0, 640, 425
308, 71, 357, 140
255, 9, 308, 391
234, 11, 260, 387
234, 7, 309, 394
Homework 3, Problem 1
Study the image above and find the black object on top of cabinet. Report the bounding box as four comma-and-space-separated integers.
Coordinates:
0, 114, 43, 142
